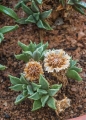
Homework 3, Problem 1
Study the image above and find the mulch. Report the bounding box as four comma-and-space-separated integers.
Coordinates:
0, 0, 86, 120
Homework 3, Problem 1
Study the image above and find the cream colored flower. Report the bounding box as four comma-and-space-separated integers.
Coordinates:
44, 49, 70, 73
55, 97, 71, 115
24, 61, 43, 81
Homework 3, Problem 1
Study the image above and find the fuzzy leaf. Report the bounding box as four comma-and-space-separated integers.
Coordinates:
20, 74, 29, 84
73, 6, 85, 15
66, 70, 82, 81
9, 75, 22, 85
70, 66, 82, 72
15, 54, 29, 62
37, 89, 48, 95
76, 1, 86, 9
51, 84, 62, 89
70, 59, 77, 67
28, 41, 36, 52
48, 84, 62, 96
48, 89, 59, 96
21, 2, 33, 15
28, 92, 41, 100
18, 41, 29, 51
35, 0, 42, 4
0, 64, 6, 70
15, 94, 28, 105
0, 33, 4, 43
23, 51, 32, 59
16, 18, 28, 24
0, 25, 19, 34
9, 84, 23, 91
39, 75, 49, 90
42, 21, 53, 30
0, 5, 18, 20
31, 0, 39, 12
42, 42, 48, 51
37, 20, 46, 29
41, 95, 49, 107
33, 50, 41, 61
47, 97, 56, 109
31, 82, 41, 91
33, 12, 40, 21
32, 99, 42, 111
27, 85, 34, 95
25, 15, 36, 23
15, 1, 23, 9
23, 90, 28, 96
40, 9, 52, 19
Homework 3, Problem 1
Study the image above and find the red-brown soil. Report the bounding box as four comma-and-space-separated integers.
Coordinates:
0, 0, 86, 120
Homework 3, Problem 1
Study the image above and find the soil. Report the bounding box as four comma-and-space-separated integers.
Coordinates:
0, 0, 86, 120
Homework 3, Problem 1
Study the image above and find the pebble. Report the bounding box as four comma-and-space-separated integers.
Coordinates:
71, 87, 77, 92
4, 113, 11, 119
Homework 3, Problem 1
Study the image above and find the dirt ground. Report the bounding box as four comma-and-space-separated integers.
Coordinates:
0, 0, 86, 120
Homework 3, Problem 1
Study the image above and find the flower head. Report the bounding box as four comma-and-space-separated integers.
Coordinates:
55, 97, 71, 115
24, 61, 43, 81
44, 49, 70, 73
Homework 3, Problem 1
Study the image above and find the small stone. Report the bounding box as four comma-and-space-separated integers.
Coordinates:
71, 87, 77, 92
4, 113, 11, 119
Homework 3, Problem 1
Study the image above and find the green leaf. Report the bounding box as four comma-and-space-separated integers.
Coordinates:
60, 0, 66, 6
76, 1, 86, 9
37, 20, 52, 30
0, 64, 6, 70
37, 20, 46, 29
40, 9, 52, 19
66, 70, 82, 81
51, 84, 62, 89
15, 1, 23, 9
22, 84, 27, 89
73, 6, 85, 15
0, 33, 4, 43
28, 41, 36, 52
48, 88, 60, 96
67, 0, 74, 5
70, 59, 77, 67
33, 12, 40, 21
23, 51, 32, 60
27, 85, 34, 95
32, 99, 42, 111
31, 82, 41, 91
16, 18, 29, 24
42, 21, 53, 30
15, 94, 28, 105
0, 25, 19, 34
31, 0, 39, 12
21, 2, 33, 15
15, 54, 29, 62
39, 75, 49, 90
70, 66, 82, 72
25, 15, 36, 23
48, 84, 62, 96
41, 95, 49, 107
20, 74, 29, 84
37, 89, 48, 95
9, 75, 22, 85
33, 50, 41, 61
28, 92, 41, 100
23, 90, 28, 96
0, 5, 18, 20
42, 42, 48, 51
47, 97, 56, 109
18, 41, 29, 51
9, 84, 23, 91
36, 0, 42, 4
